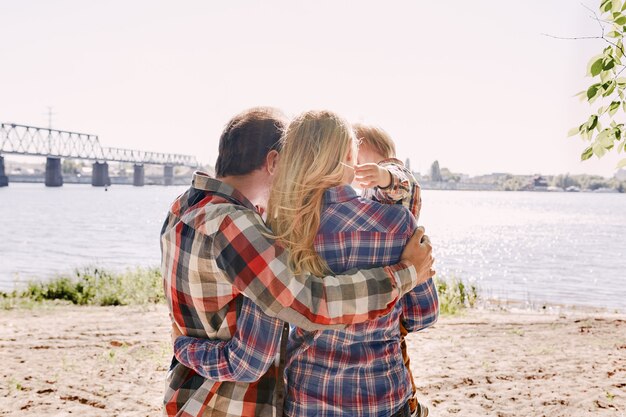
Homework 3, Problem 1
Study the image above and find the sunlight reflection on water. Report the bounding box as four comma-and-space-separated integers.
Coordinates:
0, 184, 624, 310
419, 190, 625, 310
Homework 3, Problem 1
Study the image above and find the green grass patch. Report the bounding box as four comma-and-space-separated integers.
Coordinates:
2, 268, 478, 316
1, 266, 164, 308
435, 276, 478, 315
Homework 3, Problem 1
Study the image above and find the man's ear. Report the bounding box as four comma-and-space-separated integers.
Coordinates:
266, 150, 280, 175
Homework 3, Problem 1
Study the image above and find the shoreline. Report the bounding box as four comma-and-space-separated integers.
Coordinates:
478, 298, 626, 315
4, 287, 623, 316
1, 304, 624, 416
3, 180, 626, 193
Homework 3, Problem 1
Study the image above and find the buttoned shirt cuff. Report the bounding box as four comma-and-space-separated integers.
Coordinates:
384, 262, 418, 296
173, 335, 192, 363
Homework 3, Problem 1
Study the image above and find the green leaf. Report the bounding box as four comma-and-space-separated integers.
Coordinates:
587, 84, 600, 100
614, 0, 623, 13
608, 30, 622, 38
600, 131, 614, 147
610, 100, 621, 115
616, 157, 626, 168
603, 0, 613, 13
588, 114, 599, 131
591, 58, 604, 76
567, 126, 580, 138
567, 127, 580, 137
618, 141, 625, 153
615, 16, 626, 25
581, 146, 594, 161
603, 57, 616, 71
586, 54, 604, 75
614, 53, 623, 66
617, 77, 626, 86
593, 142, 607, 157
603, 80, 617, 96
597, 129, 611, 144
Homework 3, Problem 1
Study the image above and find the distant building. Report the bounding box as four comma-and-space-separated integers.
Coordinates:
533, 175, 549, 191
615, 169, 626, 181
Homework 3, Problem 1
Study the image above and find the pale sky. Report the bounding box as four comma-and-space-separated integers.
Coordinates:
0, 0, 622, 177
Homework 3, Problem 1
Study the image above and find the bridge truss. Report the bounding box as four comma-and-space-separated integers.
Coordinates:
0, 123, 199, 167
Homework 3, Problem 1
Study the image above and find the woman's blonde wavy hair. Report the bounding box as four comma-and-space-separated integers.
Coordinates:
266, 110, 355, 276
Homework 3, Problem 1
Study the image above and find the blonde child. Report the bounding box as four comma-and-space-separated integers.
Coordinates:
353, 124, 422, 219
353, 123, 427, 417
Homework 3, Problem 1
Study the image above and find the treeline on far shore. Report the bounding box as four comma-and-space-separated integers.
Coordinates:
418, 169, 626, 193
500, 173, 626, 192
0, 267, 477, 315
412, 160, 626, 192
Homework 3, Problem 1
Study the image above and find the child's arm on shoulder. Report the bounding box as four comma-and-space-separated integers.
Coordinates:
357, 158, 422, 220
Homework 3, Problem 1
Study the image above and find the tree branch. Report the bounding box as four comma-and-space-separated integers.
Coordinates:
582, 2, 606, 36
541, 33, 602, 40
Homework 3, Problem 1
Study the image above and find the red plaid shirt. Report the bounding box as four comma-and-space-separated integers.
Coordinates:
161, 172, 419, 417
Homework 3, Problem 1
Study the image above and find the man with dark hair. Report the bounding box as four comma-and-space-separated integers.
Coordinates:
161, 107, 434, 417
215, 107, 286, 177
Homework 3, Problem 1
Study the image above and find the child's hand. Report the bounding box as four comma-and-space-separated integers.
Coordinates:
355, 163, 392, 189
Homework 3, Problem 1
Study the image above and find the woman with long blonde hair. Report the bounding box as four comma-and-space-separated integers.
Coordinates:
268, 110, 438, 417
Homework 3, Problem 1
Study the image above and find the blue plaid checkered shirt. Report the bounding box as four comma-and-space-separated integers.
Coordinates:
284, 185, 439, 417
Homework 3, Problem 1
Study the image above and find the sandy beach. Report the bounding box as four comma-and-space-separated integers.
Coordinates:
1, 304, 624, 417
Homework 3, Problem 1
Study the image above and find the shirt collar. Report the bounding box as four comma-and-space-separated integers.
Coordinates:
323, 184, 359, 204
191, 171, 257, 212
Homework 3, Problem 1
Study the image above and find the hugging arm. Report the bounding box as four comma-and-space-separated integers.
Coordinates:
174, 296, 284, 382
212, 209, 418, 331
400, 277, 439, 332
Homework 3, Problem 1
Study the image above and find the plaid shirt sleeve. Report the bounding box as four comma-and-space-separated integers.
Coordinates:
372, 158, 422, 220
400, 277, 439, 332
212, 208, 418, 331
173, 296, 284, 383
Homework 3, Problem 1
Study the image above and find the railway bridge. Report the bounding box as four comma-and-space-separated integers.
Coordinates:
0, 123, 199, 187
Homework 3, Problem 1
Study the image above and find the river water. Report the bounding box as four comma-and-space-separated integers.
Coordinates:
0, 183, 624, 310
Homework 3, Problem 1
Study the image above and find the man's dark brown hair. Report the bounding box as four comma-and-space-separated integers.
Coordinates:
215, 107, 287, 177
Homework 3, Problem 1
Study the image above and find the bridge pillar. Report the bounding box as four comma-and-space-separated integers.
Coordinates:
164, 165, 174, 186
45, 157, 63, 187
0, 156, 8, 187
133, 164, 144, 187
92, 162, 111, 187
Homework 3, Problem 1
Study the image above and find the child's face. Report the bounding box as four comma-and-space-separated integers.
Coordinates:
357, 144, 385, 165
